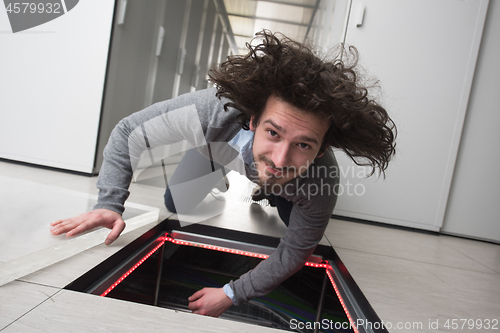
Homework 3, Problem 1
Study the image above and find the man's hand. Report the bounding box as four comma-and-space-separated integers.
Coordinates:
188, 287, 233, 317
50, 209, 125, 245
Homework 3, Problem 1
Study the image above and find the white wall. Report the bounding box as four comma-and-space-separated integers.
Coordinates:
442, 0, 500, 243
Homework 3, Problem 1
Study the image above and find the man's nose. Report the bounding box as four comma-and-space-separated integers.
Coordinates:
272, 143, 291, 168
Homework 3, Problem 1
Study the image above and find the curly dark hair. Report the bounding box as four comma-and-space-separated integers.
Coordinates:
209, 30, 396, 176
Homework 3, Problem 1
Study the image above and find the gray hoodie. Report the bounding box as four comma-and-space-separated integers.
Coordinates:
94, 88, 339, 305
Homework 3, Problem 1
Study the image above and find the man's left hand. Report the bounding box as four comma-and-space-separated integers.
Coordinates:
188, 287, 233, 317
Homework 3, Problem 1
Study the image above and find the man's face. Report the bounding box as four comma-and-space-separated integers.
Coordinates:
250, 96, 330, 190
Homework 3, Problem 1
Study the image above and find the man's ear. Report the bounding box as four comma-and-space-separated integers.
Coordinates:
249, 116, 256, 132
316, 144, 329, 158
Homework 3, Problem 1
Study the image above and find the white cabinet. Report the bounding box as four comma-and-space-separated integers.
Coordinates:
441, 0, 500, 243
0, 1, 115, 173
333, 0, 489, 231
0, 0, 232, 175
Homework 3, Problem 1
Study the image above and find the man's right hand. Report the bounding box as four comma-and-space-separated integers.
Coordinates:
50, 209, 125, 245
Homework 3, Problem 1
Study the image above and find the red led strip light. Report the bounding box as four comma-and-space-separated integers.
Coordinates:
165, 236, 269, 259
100, 233, 357, 332
164, 235, 329, 268
100, 238, 165, 297
326, 269, 359, 333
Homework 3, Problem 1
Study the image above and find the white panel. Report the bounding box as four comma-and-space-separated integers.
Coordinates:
442, 0, 500, 243
0, 0, 115, 173
0, 176, 159, 286
336, 0, 488, 230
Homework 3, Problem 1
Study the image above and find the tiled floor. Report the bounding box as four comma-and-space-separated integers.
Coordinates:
324, 222, 500, 332
0, 174, 159, 287
1, 159, 499, 332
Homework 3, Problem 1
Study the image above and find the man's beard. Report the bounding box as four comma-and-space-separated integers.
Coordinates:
253, 154, 296, 190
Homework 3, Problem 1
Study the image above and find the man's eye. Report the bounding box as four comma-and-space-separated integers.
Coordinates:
298, 143, 310, 149
268, 130, 278, 137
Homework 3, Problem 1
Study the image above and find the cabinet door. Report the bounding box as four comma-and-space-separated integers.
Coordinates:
334, 0, 488, 230
0, 0, 115, 173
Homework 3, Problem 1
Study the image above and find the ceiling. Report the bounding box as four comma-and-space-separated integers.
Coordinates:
222, 0, 320, 54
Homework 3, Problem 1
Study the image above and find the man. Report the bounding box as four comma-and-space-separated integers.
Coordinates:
50, 30, 396, 317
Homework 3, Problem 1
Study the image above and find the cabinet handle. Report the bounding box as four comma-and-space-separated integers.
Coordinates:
117, 0, 127, 26
156, 26, 165, 57
355, 3, 365, 27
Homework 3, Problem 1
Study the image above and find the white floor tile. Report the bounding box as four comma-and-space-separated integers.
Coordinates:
0, 281, 59, 330
325, 219, 497, 274
18, 223, 160, 288
0, 176, 159, 286
439, 235, 500, 274
335, 248, 500, 333
0, 161, 79, 185
2, 290, 289, 333
417, 262, 500, 319
47, 176, 100, 196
